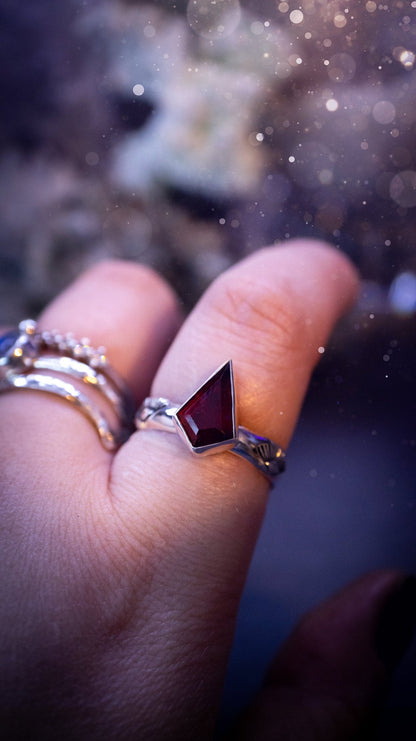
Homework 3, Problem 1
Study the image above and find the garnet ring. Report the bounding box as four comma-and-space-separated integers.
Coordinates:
135, 361, 286, 481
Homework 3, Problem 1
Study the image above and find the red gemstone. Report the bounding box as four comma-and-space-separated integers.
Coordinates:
177, 361, 235, 449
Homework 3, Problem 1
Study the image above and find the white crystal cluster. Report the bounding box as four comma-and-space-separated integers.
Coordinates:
97, 2, 291, 197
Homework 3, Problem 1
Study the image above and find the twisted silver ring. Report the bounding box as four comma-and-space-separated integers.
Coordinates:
136, 361, 286, 481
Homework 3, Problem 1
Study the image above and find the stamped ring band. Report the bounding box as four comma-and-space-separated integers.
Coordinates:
0, 319, 135, 451
136, 360, 286, 481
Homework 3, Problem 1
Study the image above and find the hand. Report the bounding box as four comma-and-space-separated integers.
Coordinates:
1, 240, 415, 740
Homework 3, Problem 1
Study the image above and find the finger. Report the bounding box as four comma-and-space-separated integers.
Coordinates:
116, 239, 358, 514
0, 263, 181, 740
116, 238, 358, 568
109, 241, 358, 732
230, 570, 416, 740
39, 259, 182, 402
1, 260, 181, 485
153, 240, 358, 445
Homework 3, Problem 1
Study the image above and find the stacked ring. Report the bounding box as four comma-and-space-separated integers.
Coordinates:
0, 324, 287, 477
0, 319, 135, 450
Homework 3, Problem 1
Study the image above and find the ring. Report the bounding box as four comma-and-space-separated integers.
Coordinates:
31, 356, 133, 427
135, 360, 286, 481
3, 371, 122, 450
0, 319, 135, 451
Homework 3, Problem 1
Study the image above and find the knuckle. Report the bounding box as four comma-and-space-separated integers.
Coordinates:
206, 270, 309, 364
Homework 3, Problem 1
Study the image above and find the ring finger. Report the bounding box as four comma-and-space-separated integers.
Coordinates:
0, 259, 182, 500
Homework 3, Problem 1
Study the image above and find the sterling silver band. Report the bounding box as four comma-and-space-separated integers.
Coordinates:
0, 319, 133, 415
0, 319, 135, 450
137, 398, 286, 479
136, 361, 286, 482
31, 355, 132, 427
0, 372, 122, 450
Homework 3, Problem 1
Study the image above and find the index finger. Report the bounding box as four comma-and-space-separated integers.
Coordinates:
113, 239, 358, 571
117, 239, 358, 493
109, 240, 358, 729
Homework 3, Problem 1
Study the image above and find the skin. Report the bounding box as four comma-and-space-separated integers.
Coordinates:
0, 240, 410, 739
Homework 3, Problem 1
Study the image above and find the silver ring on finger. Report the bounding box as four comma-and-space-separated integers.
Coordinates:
0, 319, 135, 450
135, 360, 286, 482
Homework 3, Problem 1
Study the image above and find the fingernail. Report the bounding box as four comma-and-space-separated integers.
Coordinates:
375, 575, 416, 672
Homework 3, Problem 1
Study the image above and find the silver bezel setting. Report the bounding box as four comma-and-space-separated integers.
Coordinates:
135, 360, 287, 482
172, 360, 238, 456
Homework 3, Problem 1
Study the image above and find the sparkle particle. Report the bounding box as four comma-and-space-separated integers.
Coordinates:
289, 9, 304, 24
399, 50, 416, 70
326, 98, 339, 112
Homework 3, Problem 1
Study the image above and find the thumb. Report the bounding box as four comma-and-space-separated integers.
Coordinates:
230, 571, 416, 740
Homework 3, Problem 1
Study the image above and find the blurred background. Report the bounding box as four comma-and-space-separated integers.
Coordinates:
0, 0, 415, 736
